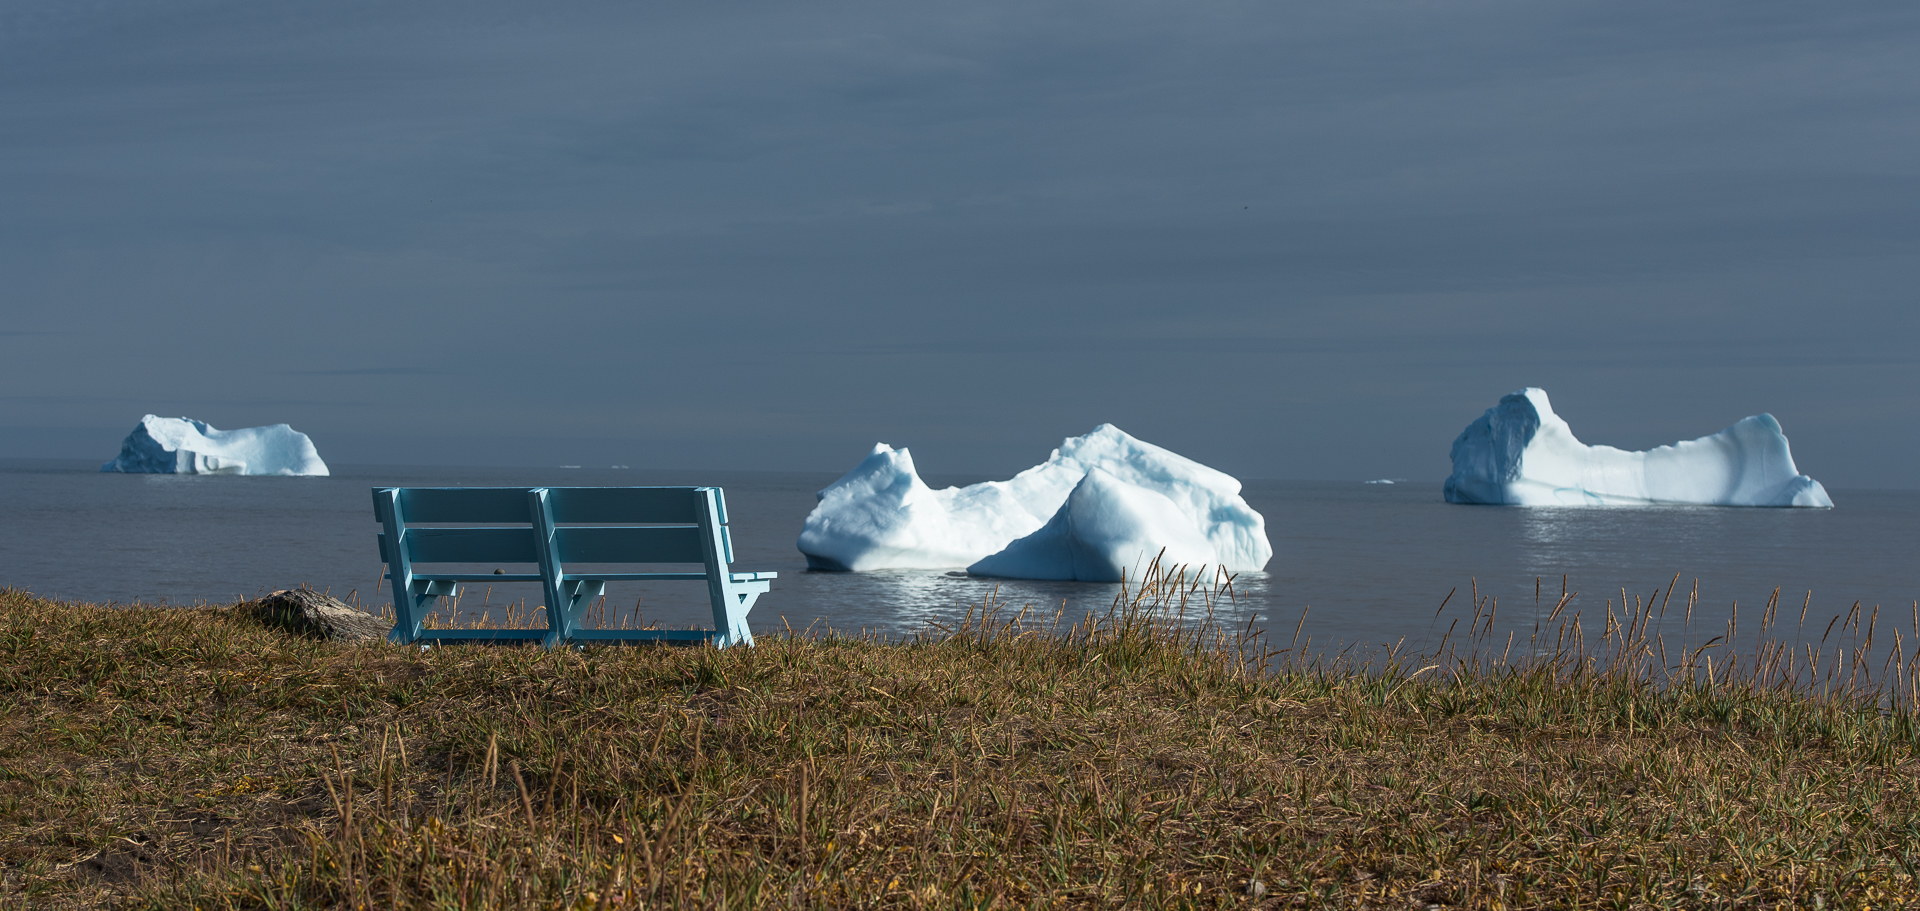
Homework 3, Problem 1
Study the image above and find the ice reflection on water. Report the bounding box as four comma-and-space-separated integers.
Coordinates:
747, 563, 1268, 641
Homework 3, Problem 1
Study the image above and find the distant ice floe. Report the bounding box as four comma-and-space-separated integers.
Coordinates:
102, 415, 329, 476
797, 424, 1271, 582
1443, 388, 1830, 507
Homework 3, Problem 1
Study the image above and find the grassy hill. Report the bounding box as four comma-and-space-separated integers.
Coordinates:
3, 583, 1919, 909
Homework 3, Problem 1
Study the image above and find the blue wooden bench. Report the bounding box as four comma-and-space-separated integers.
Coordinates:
373, 486, 773, 648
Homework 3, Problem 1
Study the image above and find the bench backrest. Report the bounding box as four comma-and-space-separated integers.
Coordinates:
375, 486, 745, 647
376, 486, 734, 568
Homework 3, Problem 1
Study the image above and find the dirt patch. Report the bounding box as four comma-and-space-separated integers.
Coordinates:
74, 841, 158, 886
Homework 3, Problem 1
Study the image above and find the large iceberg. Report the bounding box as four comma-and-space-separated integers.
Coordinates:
101, 415, 329, 476
967, 467, 1221, 581
797, 424, 1270, 581
1443, 388, 1830, 507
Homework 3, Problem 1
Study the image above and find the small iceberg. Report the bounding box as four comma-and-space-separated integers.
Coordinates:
102, 415, 329, 476
797, 424, 1271, 580
1443, 388, 1829, 507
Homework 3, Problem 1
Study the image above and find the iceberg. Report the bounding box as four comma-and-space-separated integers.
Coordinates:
797, 424, 1270, 579
967, 468, 1220, 582
101, 415, 330, 477
1443, 389, 1830, 507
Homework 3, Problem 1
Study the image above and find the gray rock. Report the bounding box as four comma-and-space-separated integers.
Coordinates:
241, 589, 388, 641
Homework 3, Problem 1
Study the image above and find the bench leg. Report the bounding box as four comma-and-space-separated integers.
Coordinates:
390, 580, 460, 646
540, 579, 607, 649
709, 580, 769, 649
388, 592, 431, 645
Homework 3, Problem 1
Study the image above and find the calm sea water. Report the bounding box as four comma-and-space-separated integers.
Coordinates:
4, 459, 1917, 656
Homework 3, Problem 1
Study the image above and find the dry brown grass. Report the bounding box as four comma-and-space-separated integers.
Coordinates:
3, 574, 1920, 910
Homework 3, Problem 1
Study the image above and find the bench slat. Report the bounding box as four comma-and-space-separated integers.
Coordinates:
560, 572, 712, 581
551, 526, 706, 564
546, 487, 707, 524
385, 488, 724, 525
567, 629, 719, 644
410, 572, 543, 583
397, 488, 532, 523
402, 527, 540, 564
417, 629, 548, 642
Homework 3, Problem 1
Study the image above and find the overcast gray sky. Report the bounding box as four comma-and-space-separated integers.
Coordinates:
4, 0, 1916, 486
